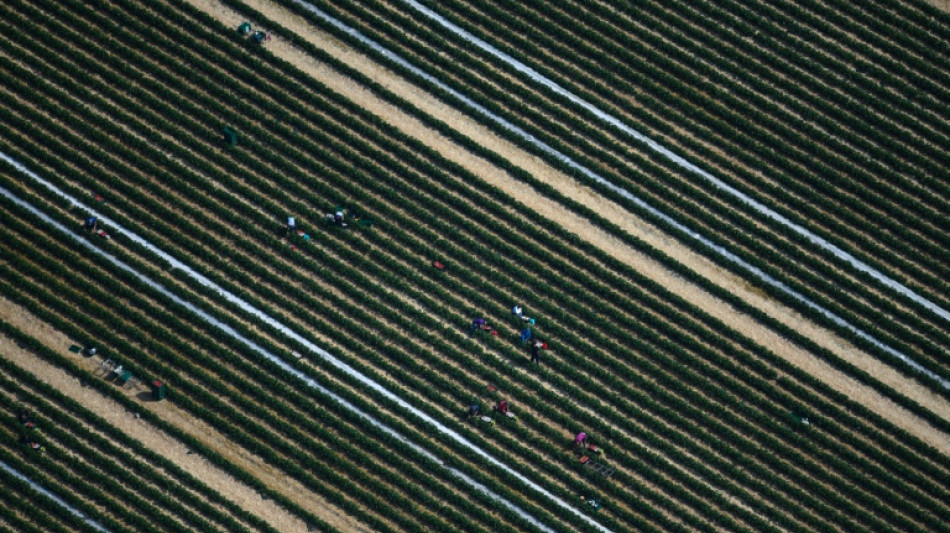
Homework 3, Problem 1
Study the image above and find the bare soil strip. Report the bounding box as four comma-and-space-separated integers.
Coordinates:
0, 296, 372, 533
180, 0, 950, 454
920, 0, 950, 14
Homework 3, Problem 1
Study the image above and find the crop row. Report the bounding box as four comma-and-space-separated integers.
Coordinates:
3, 113, 948, 532
0, 316, 365, 533
206, 0, 950, 432
9, 7, 950, 512
430, 0, 950, 237
0, 369, 265, 533
467, 0, 950, 271
0, 452, 101, 533
0, 201, 555, 533
29, 0, 950, 490
0, 58, 936, 533
274, 0, 950, 391
1, 2, 950, 528
0, 349, 286, 533
402, 0, 950, 312
296, 0, 950, 330
428, 0, 950, 370
7, 4, 950, 528
0, 104, 660, 528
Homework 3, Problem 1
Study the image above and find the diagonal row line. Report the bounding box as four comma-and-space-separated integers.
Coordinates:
283, 0, 948, 389
0, 459, 112, 533
396, 0, 950, 325
0, 152, 605, 533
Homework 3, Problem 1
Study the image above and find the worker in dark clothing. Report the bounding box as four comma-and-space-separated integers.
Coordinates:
530, 340, 542, 366
467, 403, 481, 419
470, 318, 488, 336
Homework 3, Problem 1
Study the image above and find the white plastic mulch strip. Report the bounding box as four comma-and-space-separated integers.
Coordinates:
0, 152, 603, 532
0, 459, 113, 533
282, 1, 949, 389
396, 0, 950, 325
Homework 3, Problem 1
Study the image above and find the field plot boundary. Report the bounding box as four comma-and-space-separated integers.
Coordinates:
280, 0, 948, 392
0, 152, 613, 533
0, 459, 112, 533
395, 0, 950, 326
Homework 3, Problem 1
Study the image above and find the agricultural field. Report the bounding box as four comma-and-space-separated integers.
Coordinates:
0, 0, 948, 532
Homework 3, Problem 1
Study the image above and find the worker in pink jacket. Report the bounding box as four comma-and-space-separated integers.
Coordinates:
574, 432, 588, 448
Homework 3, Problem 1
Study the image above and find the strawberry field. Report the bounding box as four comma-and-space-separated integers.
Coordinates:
1, 1, 948, 532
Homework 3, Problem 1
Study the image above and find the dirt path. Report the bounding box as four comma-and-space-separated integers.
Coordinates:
181, 0, 950, 455
922, 0, 950, 13
0, 296, 372, 533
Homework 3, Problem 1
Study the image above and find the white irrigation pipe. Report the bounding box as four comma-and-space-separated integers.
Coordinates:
0, 459, 112, 533
282, 1, 949, 390
0, 154, 610, 533
397, 0, 950, 326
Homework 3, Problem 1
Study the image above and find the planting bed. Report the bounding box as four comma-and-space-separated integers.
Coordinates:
0, 1, 948, 532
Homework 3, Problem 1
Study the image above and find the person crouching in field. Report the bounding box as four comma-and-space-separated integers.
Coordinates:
470, 318, 490, 336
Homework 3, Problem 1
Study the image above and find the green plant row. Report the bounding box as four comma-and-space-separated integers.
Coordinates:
346, 0, 950, 320
0, 145, 660, 532
0, 195, 470, 532
206, 0, 950, 440
0, 278, 506, 532
50, 0, 944, 436
1, 61, 944, 532
0, 456, 105, 533
444, 0, 950, 366
326, 0, 950, 264
376, 0, 950, 362
768, 0, 950, 104
322, 0, 950, 328
440, 0, 950, 289
0, 200, 562, 533
3, 11, 948, 516
0, 433, 141, 533
96, 0, 950, 458
3, 7, 948, 524
0, 356, 280, 533
0, 94, 824, 532
0, 179, 808, 532
852, 0, 950, 55
256, 0, 950, 392
0, 320, 359, 533
0, 385, 236, 533
266, 0, 950, 358
3, 1, 948, 528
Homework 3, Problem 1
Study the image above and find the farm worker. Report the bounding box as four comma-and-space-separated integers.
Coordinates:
574, 432, 588, 447
496, 400, 509, 414
467, 403, 481, 418
470, 318, 487, 335
334, 210, 345, 224
512, 304, 523, 320
520, 326, 532, 343
530, 340, 542, 366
